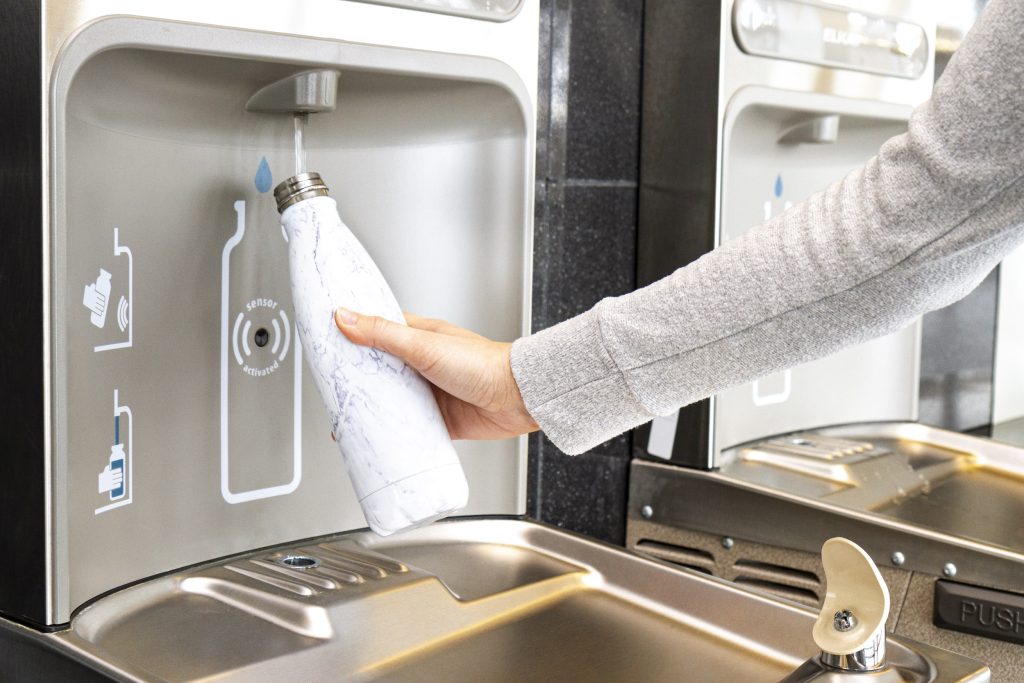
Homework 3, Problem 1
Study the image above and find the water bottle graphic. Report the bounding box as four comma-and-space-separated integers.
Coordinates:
95, 390, 134, 515
108, 443, 125, 500
219, 154, 303, 504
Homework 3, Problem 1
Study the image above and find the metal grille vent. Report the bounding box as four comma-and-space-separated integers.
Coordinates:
635, 539, 715, 575
731, 558, 821, 606
633, 535, 824, 607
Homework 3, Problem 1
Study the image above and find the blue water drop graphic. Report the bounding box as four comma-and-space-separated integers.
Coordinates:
254, 157, 273, 193
774, 173, 783, 198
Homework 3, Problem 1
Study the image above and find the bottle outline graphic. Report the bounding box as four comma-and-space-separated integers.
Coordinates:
220, 198, 303, 504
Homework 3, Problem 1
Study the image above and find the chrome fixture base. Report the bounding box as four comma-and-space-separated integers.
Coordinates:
820, 628, 887, 672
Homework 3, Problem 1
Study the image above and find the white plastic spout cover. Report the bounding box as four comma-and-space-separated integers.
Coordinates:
812, 537, 890, 656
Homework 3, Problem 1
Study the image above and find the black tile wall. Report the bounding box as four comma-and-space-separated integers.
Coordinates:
526, 0, 644, 546
564, 2, 642, 181
535, 185, 637, 324
528, 433, 632, 541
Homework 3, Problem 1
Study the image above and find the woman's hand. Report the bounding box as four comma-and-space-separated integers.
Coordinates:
334, 308, 538, 441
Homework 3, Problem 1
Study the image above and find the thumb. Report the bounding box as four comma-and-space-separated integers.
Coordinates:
334, 307, 439, 371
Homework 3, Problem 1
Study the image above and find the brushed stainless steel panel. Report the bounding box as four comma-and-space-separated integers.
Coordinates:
50, 18, 534, 623
636, 1, 935, 469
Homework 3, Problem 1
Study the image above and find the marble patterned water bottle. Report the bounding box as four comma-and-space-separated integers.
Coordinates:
275, 172, 468, 536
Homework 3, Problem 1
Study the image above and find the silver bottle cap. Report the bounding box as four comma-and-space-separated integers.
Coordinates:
274, 172, 329, 214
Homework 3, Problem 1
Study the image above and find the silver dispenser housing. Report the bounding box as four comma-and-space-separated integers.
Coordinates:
5, 0, 538, 627
637, 0, 935, 468
712, 87, 923, 456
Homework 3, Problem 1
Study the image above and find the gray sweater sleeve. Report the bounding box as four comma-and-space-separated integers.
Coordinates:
510, 0, 1024, 455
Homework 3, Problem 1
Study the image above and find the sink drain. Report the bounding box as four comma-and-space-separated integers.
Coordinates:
278, 555, 320, 570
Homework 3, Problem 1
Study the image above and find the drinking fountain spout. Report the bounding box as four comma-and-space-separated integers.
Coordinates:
782, 538, 895, 682
814, 538, 889, 671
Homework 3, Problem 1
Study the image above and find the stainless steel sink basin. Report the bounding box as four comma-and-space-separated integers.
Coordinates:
2, 519, 989, 681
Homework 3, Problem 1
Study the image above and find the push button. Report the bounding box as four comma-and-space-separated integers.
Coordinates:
934, 580, 1024, 645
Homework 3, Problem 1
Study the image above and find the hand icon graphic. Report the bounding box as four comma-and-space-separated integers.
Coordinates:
98, 462, 124, 495
83, 269, 112, 329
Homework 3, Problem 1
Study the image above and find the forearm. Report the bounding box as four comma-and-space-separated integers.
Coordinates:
512, 0, 1024, 454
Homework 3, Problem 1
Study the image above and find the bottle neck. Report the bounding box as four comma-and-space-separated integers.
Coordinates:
274, 172, 330, 214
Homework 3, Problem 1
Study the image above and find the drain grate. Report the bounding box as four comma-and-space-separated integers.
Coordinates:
216, 544, 407, 598
278, 555, 320, 569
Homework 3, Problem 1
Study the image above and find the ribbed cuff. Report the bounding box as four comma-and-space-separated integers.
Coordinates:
510, 308, 653, 455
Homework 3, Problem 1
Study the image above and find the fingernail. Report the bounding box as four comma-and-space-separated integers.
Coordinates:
335, 307, 358, 325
